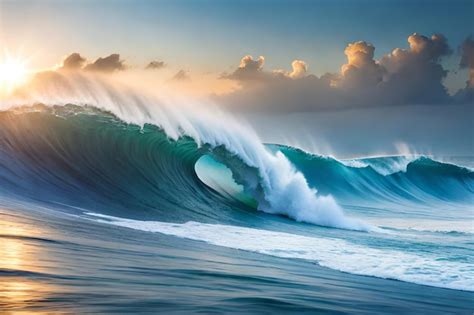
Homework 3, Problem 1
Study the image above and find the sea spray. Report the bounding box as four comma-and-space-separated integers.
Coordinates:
1, 72, 371, 231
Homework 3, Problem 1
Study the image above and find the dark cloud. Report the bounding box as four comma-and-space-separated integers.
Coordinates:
145, 61, 165, 70
84, 54, 125, 73
172, 70, 190, 81
379, 33, 452, 104
454, 36, 474, 103
459, 36, 474, 88
60, 53, 86, 70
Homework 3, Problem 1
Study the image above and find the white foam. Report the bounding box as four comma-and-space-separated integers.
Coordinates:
341, 156, 416, 176
339, 159, 368, 169
1, 72, 371, 231
368, 217, 474, 234
87, 213, 474, 292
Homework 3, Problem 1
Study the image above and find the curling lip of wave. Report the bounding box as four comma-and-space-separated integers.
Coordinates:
0, 100, 370, 231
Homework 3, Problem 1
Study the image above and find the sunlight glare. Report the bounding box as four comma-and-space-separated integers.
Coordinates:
0, 56, 28, 93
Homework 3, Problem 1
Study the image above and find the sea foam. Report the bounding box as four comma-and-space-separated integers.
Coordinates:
86, 213, 474, 292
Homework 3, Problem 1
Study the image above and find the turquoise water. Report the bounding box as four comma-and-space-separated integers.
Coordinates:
0, 105, 473, 313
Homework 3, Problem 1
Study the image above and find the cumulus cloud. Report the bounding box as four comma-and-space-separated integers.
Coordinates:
146, 60, 165, 70
222, 55, 267, 81
218, 56, 340, 112
223, 55, 313, 83
379, 33, 452, 104
84, 54, 125, 73
239, 55, 264, 71
60, 53, 86, 70
288, 60, 308, 79
218, 33, 459, 113
274, 60, 308, 79
337, 41, 385, 89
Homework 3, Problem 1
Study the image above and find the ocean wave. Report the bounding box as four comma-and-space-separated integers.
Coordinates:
0, 103, 369, 231
0, 73, 472, 294
1, 104, 472, 230
341, 156, 415, 175
271, 146, 473, 207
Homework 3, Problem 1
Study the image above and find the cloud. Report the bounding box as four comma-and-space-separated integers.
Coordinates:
218, 33, 458, 113
379, 33, 452, 104
238, 55, 265, 71
288, 60, 308, 79
337, 41, 385, 89
84, 54, 125, 73
60, 53, 86, 70
274, 60, 308, 79
454, 36, 474, 103
218, 56, 340, 112
146, 61, 165, 70
459, 36, 474, 88
56, 53, 126, 73
222, 55, 267, 81
172, 70, 190, 81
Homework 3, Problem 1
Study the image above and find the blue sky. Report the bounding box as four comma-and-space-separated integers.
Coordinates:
0, 0, 472, 90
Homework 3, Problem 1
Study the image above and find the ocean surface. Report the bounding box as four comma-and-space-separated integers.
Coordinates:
0, 104, 473, 314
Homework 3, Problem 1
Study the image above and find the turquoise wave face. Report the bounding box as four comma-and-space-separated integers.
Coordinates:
1, 104, 472, 224
0, 105, 364, 230
0, 105, 254, 224
1, 104, 474, 292
196, 145, 473, 210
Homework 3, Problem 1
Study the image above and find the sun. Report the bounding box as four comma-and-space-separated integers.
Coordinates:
0, 56, 29, 94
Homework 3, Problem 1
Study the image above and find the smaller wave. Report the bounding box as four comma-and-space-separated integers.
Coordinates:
341, 156, 416, 175
276, 147, 474, 207
85, 213, 474, 292
341, 155, 474, 177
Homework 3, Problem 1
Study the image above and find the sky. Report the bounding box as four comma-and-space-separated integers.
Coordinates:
0, 0, 472, 89
0, 0, 473, 157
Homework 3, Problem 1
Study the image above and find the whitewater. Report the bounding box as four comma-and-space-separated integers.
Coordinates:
0, 72, 473, 313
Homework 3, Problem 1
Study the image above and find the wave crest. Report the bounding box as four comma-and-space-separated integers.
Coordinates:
0, 102, 370, 231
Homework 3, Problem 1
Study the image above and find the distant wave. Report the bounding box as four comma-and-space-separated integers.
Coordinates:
340, 156, 415, 175
280, 147, 473, 206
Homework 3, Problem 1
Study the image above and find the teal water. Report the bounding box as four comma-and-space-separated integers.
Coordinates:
0, 105, 473, 313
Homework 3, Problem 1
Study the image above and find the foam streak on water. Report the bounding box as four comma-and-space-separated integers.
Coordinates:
86, 213, 474, 292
